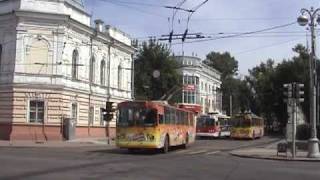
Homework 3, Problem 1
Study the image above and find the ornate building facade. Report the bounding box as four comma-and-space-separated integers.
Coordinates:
0, 0, 135, 141
174, 56, 222, 115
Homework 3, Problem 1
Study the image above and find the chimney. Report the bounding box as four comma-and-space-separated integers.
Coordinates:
94, 19, 104, 32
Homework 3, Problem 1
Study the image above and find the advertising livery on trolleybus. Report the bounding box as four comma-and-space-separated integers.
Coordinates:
116, 101, 196, 153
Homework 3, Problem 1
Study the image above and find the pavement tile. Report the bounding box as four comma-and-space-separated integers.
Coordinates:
0, 138, 115, 148
230, 147, 320, 161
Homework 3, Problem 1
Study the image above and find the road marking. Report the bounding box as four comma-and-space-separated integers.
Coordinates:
174, 149, 193, 154
206, 151, 220, 155
187, 150, 208, 155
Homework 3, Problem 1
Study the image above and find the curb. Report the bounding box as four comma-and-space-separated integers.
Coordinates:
229, 152, 320, 162
0, 140, 115, 148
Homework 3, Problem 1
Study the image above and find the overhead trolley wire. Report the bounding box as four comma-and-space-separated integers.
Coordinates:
171, 21, 298, 45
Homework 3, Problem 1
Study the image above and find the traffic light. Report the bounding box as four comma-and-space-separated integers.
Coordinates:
283, 83, 293, 101
295, 83, 304, 102
103, 102, 116, 122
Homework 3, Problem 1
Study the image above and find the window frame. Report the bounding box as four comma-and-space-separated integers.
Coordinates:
89, 106, 95, 125
72, 50, 79, 80
100, 60, 106, 86
89, 56, 96, 83
100, 107, 105, 126
71, 102, 78, 122
28, 100, 45, 123
118, 64, 122, 89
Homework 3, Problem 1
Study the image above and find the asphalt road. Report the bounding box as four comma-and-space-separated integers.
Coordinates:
1, 137, 319, 180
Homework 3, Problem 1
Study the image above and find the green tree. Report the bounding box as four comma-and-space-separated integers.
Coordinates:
134, 40, 181, 100
246, 59, 277, 126
205, 51, 238, 79
245, 44, 310, 129
273, 44, 309, 125
204, 51, 245, 115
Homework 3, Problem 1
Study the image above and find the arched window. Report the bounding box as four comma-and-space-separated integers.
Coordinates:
89, 56, 96, 83
118, 64, 122, 89
100, 60, 106, 86
72, 50, 79, 79
0, 44, 2, 71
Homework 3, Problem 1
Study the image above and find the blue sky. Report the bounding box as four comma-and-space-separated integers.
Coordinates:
83, 0, 320, 75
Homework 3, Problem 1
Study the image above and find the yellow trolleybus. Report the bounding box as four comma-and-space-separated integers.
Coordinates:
116, 101, 196, 153
230, 113, 264, 139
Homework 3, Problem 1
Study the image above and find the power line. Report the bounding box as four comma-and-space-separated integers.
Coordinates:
183, 17, 293, 22
171, 21, 297, 45
95, 0, 167, 18
234, 38, 303, 55
183, 0, 209, 42
134, 31, 312, 40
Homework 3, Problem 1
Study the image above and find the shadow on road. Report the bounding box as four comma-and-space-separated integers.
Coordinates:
88, 145, 188, 156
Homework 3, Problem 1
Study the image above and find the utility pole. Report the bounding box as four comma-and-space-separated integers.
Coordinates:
297, 7, 320, 158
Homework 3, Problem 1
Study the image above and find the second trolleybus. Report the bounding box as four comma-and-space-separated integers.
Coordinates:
230, 113, 264, 139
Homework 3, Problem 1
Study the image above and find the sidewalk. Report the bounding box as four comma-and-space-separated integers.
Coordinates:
0, 137, 115, 148
230, 140, 320, 161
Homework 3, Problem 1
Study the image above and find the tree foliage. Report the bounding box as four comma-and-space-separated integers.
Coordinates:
245, 44, 310, 128
134, 40, 181, 100
205, 51, 238, 79
204, 51, 246, 115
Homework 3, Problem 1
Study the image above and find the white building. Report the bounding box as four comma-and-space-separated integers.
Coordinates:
0, 0, 135, 141
174, 56, 222, 115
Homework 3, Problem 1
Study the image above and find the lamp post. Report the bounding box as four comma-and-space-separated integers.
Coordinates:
297, 7, 320, 158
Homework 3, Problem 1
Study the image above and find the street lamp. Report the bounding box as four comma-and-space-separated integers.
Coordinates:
297, 7, 320, 158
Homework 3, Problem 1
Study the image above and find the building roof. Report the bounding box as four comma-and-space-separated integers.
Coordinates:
69, 0, 84, 6
66, 0, 85, 11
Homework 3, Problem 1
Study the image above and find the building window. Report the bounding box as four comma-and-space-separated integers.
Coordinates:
118, 64, 122, 89
100, 60, 106, 86
195, 77, 199, 85
89, 106, 94, 125
29, 100, 44, 123
90, 56, 96, 83
100, 108, 105, 126
71, 103, 78, 121
72, 50, 79, 79
0, 44, 2, 71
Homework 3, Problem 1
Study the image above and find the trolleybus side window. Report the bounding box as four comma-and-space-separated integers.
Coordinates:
164, 107, 169, 124
170, 108, 175, 124
159, 114, 164, 124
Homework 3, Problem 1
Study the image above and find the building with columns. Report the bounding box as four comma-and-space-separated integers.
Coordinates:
174, 56, 222, 115
0, 0, 135, 141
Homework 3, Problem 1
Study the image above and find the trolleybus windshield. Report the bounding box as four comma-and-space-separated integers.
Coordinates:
118, 107, 157, 127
